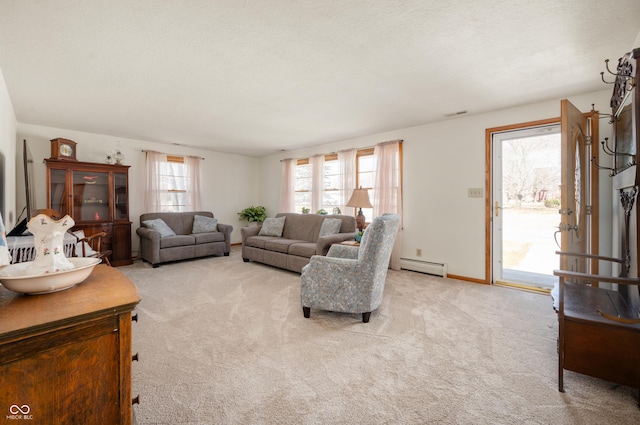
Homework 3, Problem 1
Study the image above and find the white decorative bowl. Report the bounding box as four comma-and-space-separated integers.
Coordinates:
0, 257, 101, 295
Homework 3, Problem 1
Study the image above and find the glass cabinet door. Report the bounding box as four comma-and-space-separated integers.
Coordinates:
72, 170, 109, 222
49, 169, 68, 214
114, 172, 128, 220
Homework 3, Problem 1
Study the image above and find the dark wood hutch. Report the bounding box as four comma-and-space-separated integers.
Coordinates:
45, 158, 132, 266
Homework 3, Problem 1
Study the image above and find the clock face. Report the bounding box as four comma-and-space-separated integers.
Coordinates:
60, 144, 73, 157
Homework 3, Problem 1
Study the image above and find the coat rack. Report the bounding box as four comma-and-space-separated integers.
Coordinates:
592, 53, 638, 176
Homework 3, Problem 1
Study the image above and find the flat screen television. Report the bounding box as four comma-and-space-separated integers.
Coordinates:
7, 139, 35, 236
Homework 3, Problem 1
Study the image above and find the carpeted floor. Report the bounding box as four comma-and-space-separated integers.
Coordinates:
119, 246, 640, 424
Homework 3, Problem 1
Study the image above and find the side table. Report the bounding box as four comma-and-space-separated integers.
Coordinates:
341, 240, 360, 246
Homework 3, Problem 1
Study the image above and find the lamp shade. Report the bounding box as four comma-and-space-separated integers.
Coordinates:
346, 188, 372, 208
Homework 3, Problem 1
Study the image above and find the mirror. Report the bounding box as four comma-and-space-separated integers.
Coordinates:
614, 91, 635, 173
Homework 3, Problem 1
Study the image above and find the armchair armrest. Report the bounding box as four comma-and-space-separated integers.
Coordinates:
316, 233, 357, 255
326, 244, 359, 259
302, 254, 360, 282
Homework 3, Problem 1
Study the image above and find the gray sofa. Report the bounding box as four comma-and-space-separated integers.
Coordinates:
137, 211, 232, 267
241, 212, 356, 273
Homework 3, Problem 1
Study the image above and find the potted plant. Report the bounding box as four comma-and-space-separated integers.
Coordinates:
238, 206, 267, 224
332, 207, 341, 215
301, 207, 310, 214
316, 209, 328, 215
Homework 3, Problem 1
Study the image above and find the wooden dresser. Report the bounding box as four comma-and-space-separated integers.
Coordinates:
0, 266, 140, 424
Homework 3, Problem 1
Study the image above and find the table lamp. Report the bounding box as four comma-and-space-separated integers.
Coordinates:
346, 187, 373, 232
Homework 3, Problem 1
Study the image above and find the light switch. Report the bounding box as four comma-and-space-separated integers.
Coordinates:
468, 188, 484, 198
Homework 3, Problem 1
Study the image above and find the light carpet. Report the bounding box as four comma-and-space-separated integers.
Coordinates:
119, 246, 640, 424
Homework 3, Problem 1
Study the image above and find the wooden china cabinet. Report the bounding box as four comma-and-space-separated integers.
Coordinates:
45, 159, 132, 266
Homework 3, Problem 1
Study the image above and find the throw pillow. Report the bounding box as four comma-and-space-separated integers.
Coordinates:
142, 218, 176, 238
259, 216, 286, 237
319, 218, 342, 237
72, 230, 97, 256
192, 215, 218, 233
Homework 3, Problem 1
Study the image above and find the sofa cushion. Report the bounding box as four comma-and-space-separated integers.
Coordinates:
265, 238, 306, 254
319, 218, 342, 237
160, 235, 195, 248
140, 211, 216, 236
143, 218, 176, 238
192, 215, 218, 233
246, 235, 277, 249
275, 213, 355, 242
193, 232, 225, 244
288, 242, 317, 258
259, 216, 286, 237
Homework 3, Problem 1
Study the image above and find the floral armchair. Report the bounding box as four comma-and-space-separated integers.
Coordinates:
300, 214, 400, 323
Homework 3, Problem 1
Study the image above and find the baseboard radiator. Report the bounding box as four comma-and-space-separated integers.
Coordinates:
400, 258, 447, 278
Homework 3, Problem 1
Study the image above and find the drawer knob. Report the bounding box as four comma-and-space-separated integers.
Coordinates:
132, 313, 138, 322
132, 395, 140, 405
132, 352, 139, 362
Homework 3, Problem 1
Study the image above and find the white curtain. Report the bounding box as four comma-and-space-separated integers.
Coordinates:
144, 151, 167, 212
144, 151, 202, 212
279, 158, 296, 212
184, 155, 202, 211
310, 155, 324, 213
338, 149, 356, 215
374, 140, 403, 270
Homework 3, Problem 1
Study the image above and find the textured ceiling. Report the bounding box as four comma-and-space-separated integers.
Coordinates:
0, 1, 639, 157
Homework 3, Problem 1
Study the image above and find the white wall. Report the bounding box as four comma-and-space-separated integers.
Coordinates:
0, 66, 17, 230
258, 89, 614, 280
0, 60, 622, 277
16, 123, 259, 256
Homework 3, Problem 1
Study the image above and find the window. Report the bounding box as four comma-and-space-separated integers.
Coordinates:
356, 148, 376, 221
284, 140, 402, 269
158, 156, 188, 212
144, 152, 202, 212
323, 154, 340, 213
293, 148, 378, 219
294, 158, 311, 213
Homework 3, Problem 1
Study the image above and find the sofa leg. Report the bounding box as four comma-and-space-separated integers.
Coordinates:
224, 252, 230, 256
362, 312, 371, 323
152, 264, 159, 268
303, 307, 310, 318
243, 258, 250, 262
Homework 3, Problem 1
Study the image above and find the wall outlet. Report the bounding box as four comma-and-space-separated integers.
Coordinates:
468, 188, 484, 198
416, 248, 422, 257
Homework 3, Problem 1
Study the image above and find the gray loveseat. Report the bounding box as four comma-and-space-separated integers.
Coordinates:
137, 211, 233, 267
241, 212, 356, 273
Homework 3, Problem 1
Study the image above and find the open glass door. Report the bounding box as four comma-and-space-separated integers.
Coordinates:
492, 124, 561, 290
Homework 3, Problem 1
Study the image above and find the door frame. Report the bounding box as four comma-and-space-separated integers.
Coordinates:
485, 113, 600, 284
485, 118, 561, 285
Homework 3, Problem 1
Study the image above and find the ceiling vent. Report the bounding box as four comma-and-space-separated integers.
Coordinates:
444, 110, 468, 117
